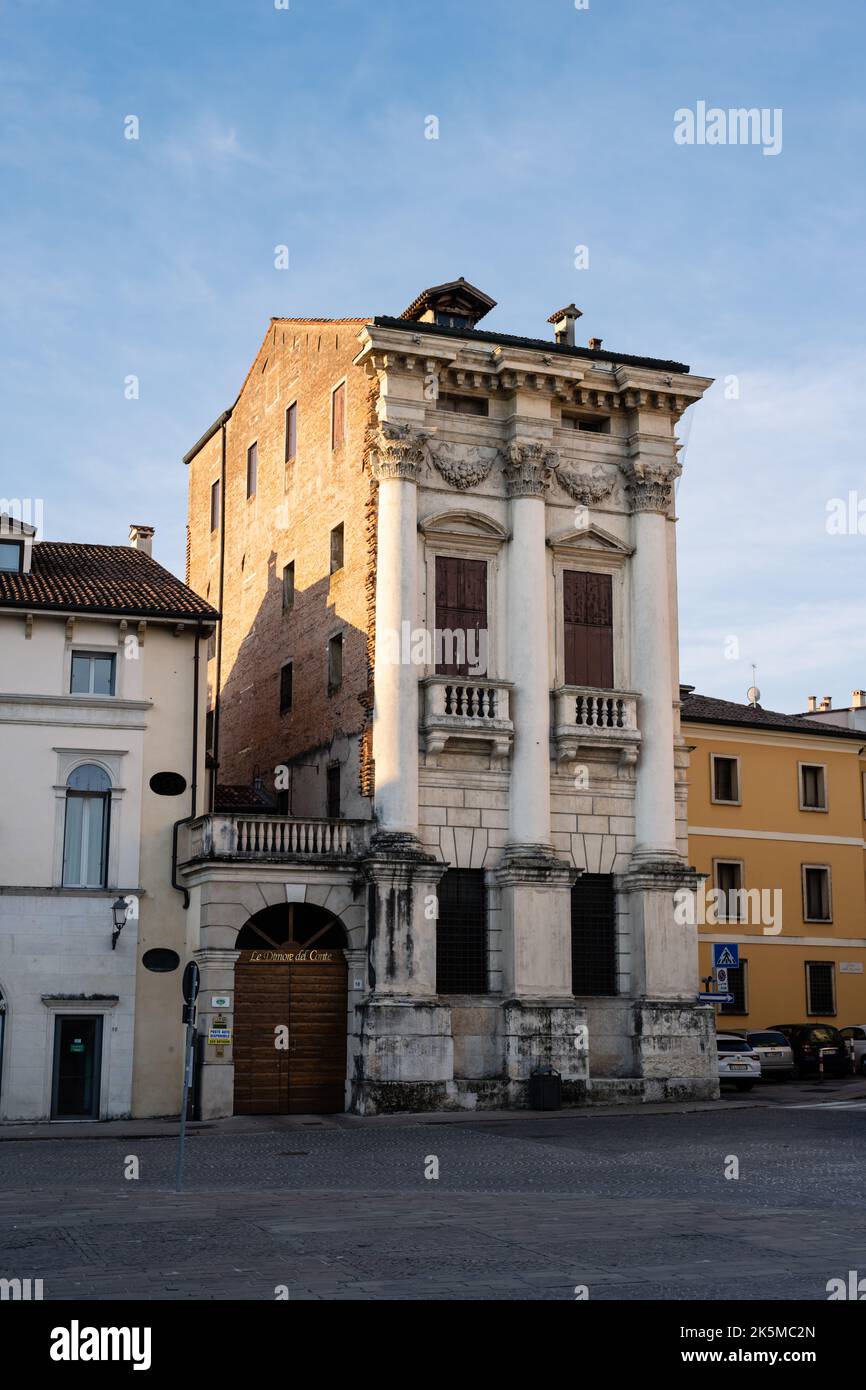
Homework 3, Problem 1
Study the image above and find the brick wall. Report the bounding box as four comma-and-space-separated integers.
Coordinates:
186, 320, 374, 808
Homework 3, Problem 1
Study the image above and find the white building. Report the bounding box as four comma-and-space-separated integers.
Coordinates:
0, 518, 215, 1121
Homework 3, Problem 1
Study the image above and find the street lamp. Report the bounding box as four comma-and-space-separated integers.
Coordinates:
111, 896, 129, 950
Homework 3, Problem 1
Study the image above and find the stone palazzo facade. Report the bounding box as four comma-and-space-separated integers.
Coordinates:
182, 280, 718, 1115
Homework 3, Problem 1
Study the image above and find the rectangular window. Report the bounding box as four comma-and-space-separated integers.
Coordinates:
210, 479, 220, 533
330, 524, 344, 574
803, 865, 832, 922
720, 959, 749, 1016
714, 860, 744, 921
326, 763, 341, 819
0, 540, 23, 572
711, 755, 741, 804
327, 633, 343, 694
279, 661, 293, 713
70, 652, 116, 697
282, 561, 295, 612
434, 555, 488, 677
436, 393, 489, 416
571, 873, 617, 995
806, 961, 836, 1015
205, 709, 215, 755
799, 763, 827, 811
331, 382, 346, 449
436, 868, 488, 994
563, 570, 613, 688
246, 442, 257, 498
206, 630, 216, 661
285, 402, 297, 463
561, 411, 610, 434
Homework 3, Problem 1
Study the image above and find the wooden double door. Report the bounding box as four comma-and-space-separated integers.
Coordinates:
233, 949, 348, 1115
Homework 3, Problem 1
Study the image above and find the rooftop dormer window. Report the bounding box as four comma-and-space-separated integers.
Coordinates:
399, 278, 497, 331
0, 540, 24, 572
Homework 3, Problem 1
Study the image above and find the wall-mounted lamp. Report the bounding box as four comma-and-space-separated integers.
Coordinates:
111, 896, 129, 950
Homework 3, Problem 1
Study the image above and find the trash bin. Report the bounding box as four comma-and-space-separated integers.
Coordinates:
529, 1066, 562, 1110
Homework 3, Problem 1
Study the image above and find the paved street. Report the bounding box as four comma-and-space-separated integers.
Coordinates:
2, 1079, 865, 1301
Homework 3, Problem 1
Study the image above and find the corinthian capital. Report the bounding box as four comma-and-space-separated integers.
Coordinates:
368, 421, 431, 482
501, 440, 559, 499
621, 458, 681, 514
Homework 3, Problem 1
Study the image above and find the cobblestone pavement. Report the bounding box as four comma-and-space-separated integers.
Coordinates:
1, 1088, 864, 1301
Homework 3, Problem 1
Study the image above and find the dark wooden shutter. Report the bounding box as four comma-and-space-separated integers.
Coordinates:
435, 556, 487, 677
563, 571, 613, 687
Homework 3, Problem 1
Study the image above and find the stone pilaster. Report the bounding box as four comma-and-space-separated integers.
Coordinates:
351, 832, 453, 1115
369, 422, 429, 838
622, 456, 681, 864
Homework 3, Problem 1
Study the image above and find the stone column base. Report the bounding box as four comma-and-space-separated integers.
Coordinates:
350, 997, 453, 1115
630, 997, 719, 1098
502, 998, 589, 1106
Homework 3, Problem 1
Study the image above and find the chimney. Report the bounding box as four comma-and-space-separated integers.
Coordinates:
129, 524, 154, 558
546, 303, 582, 347
588, 337, 603, 351
807, 696, 817, 712
852, 690, 866, 709
818, 695, 832, 712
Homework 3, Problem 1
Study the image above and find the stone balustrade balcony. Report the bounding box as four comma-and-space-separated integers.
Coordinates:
551, 685, 641, 766
180, 814, 372, 864
420, 675, 514, 762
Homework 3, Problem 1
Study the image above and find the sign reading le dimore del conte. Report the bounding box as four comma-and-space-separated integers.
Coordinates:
248, 950, 337, 963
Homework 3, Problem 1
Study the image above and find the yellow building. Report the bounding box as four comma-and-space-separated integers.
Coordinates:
681, 689, 866, 1030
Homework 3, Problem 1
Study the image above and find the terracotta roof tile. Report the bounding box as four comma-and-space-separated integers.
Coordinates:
680, 691, 863, 741
0, 543, 219, 621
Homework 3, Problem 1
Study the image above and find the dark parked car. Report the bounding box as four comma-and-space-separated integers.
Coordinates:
768, 1024, 848, 1078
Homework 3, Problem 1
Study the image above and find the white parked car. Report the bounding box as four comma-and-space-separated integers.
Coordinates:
716, 1034, 762, 1091
839, 1025, 866, 1074
745, 1029, 796, 1080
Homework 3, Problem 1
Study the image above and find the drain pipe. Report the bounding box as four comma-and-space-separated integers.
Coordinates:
172, 619, 204, 909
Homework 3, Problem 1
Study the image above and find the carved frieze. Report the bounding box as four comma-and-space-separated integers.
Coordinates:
554, 462, 616, 506
426, 441, 498, 491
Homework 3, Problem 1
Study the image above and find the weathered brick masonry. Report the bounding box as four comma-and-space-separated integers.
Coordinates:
187, 320, 373, 808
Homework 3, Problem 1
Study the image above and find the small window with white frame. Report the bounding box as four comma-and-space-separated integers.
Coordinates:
802, 864, 832, 923
713, 859, 744, 921
711, 754, 741, 805
799, 762, 827, 812
70, 651, 116, 697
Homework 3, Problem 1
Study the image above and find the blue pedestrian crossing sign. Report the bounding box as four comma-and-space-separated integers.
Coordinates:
713, 943, 739, 969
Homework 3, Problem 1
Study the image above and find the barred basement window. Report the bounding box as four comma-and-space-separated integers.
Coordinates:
571, 873, 617, 995
436, 869, 488, 994
806, 961, 835, 1015
720, 960, 748, 1015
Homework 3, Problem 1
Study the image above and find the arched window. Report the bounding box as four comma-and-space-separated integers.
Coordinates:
62, 764, 111, 888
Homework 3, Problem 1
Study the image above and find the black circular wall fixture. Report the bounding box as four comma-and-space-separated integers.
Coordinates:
142, 948, 181, 973
149, 771, 188, 796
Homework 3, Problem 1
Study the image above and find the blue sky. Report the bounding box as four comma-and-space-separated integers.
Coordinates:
3, 0, 864, 713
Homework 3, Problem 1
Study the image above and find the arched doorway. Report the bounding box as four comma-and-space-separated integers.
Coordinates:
233, 903, 348, 1115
